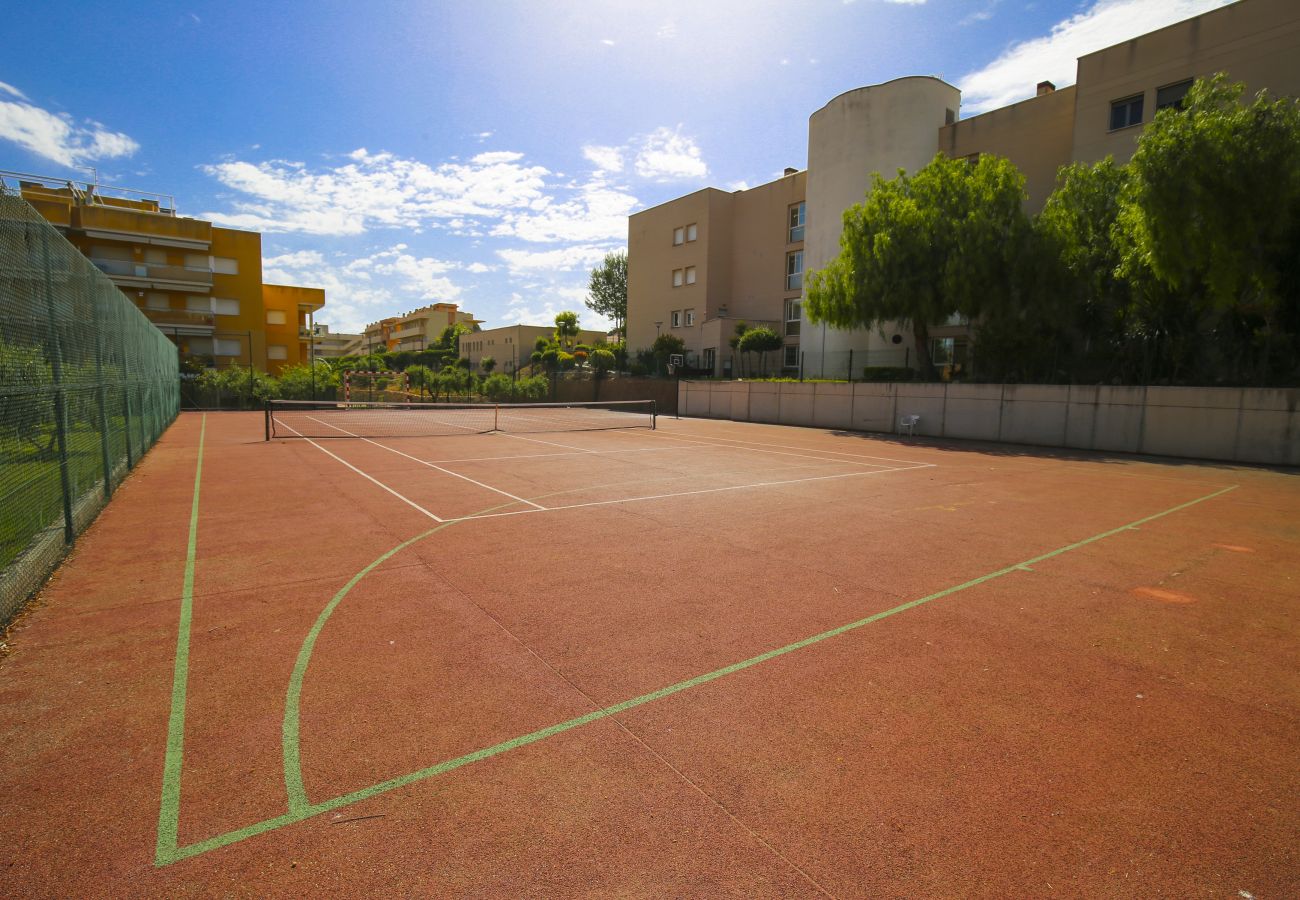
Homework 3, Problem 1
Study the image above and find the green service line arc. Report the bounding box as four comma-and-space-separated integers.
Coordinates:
155, 430, 1237, 866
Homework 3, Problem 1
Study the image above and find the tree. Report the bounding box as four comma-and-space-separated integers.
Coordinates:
1119, 75, 1300, 383
404, 364, 436, 398
737, 326, 782, 376
480, 356, 496, 374
805, 153, 1030, 378
554, 311, 580, 349
589, 347, 616, 376
436, 322, 474, 353
586, 250, 628, 338
651, 333, 685, 356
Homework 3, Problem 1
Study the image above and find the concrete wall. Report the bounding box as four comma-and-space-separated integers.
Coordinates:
679, 380, 1299, 466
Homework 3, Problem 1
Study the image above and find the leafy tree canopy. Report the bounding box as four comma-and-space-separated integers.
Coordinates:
586, 250, 628, 336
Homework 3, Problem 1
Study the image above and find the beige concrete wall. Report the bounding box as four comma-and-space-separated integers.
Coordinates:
1072, 0, 1300, 165
805, 77, 962, 357
939, 86, 1077, 212
680, 380, 1300, 465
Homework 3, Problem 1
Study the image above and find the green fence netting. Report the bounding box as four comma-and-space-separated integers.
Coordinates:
1, 191, 179, 626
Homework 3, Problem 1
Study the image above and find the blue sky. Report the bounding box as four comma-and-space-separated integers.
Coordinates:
2, 0, 1230, 334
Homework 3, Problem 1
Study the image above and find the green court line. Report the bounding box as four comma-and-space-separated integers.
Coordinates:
154, 414, 206, 865
157, 470, 1236, 866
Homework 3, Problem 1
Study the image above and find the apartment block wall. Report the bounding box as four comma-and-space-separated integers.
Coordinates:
262, 283, 325, 374
1071, 0, 1300, 165
459, 324, 608, 371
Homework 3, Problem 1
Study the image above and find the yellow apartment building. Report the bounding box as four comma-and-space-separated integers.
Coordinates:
629, 0, 1300, 376
361, 303, 482, 354
10, 174, 325, 375
459, 323, 609, 373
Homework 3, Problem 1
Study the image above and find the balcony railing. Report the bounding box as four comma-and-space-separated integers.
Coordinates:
91, 258, 214, 289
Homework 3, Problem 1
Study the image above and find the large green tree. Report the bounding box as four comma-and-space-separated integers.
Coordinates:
586, 250, 628, 337
553, 311, 581, 349
1119, 75, 1300, 382
736, 326, 782, 376
805, 153, 1030, 377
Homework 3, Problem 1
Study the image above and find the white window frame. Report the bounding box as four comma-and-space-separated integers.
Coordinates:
786, 251, 803, 291
685, 266, 696, 285
672, 268, 684, 288
785, 299, 801, 336
673, 227, 685, 246
671, 311, 681, 328
788, 203, 805, 243
685, 309, 695, 326
686, 223, 697, 242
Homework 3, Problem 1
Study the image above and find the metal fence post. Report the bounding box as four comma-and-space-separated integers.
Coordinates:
38, 226, 75, 544
848, 349, 854, 383
90, 284, 113, 498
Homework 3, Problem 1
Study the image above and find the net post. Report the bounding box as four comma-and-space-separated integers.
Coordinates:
652, 399, 657, 429
494, 403, 500, 432
265, 398, 272, 441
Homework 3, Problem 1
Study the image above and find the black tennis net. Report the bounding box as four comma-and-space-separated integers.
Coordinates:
267, 399, 657, 439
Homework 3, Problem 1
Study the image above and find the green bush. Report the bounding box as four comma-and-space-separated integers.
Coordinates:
862, 366, 916, 382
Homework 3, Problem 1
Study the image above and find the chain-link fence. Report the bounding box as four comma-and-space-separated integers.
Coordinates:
1, 191, 179, 625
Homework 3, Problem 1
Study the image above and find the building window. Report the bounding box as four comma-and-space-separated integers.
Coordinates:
266, 309, 287, 325
963, 152, 981, 165
685, 309, 695, 326
145, 293, 170, 311
267, 344, 288, 361
784, 299, 801, 337
671, 311, 681, 328
673, 227, 685, 246
185, 295, 210, 312
214, 338, 242, 357
673, 268, 684, 287
686, 223, 697, 242
212, 257, 240, 275
1109, 94, 1144, 130
786, 250, 803, 291
144, 248, 167, 265
685, 266, 696, 285
1156, 79, 1192, 112
703, 347, 715, 372
183, 253, 210, 271
788, 202, 805, 243
213, 298, 240, 316
783, 345, 799, 369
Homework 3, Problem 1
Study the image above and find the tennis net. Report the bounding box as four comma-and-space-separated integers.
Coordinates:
267, 398, 656, 439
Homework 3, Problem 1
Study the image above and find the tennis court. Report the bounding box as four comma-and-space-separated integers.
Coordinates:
2, 404, 1297, 897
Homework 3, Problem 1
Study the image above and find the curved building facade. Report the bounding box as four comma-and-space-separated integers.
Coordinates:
805, 77, 960, 358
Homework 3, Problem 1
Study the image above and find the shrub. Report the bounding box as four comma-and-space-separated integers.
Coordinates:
862, 366, 916, 382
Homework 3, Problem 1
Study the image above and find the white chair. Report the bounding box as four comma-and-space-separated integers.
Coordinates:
899, 414, 920, 436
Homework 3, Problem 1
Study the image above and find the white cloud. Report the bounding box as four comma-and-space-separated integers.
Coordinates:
0, 89, 139, 167
202, 147, 550, 236
600, 38, 616, 46
491, 176, 637, 243
465, 261, 493, 273
634, 126, 707, 181
656, 21, 677, 39
475, 131, 493, 141
263, 245, 463, 332
497, 244, 613, 275
582, 144, 624, 173
960, 0, 1233, 113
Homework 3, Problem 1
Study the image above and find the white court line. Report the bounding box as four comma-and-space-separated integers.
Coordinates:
440, 463, 934, 524
650, 425, 933, 467
602, 427, 923, 470
304, 415, 547, 511
276, 420, 445, 523
422, 445, 701, 465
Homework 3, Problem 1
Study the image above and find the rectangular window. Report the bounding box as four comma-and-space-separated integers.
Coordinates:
1109, 94, 1144, 130
785, 299, 801, 337
672, 268, 684, 287
145, 292, 171, 311
266, 309, 287, 326
673, 227, 684, 246
186, 337, 214, 355
703, 347, 715, 372
685, 309, 695, 326
783, 345, 799, 369
214, 338, 242, 357
213, 297, 240, 316
671, 311, 681, 328
185, 295, 211, 313
143, 248, 167, 265
212, 256, 240, 275
90, 244, 131, 261
183, 253, 210, 271
686, 223, 697, 242
1156, 79, 1192, 112
267, 344, 288, 360
685, 266, 696, 285
788, 202, 805, 243
786, 250, 803, 291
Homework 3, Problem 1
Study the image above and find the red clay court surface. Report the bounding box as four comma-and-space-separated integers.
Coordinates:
1, 410, 1297, 897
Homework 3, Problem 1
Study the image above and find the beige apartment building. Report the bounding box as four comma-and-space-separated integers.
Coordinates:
459, 323, 609, 373
629, 0, 1300, 376
309, 323, 364, 359
361, 302, 481, 354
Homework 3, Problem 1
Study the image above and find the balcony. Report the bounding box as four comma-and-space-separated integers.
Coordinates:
92, 258, 213, 291
141, 308, 215, 330
75, 204, 211, 249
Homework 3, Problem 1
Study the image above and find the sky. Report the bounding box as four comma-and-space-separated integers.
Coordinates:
1, 0, 1232, 335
